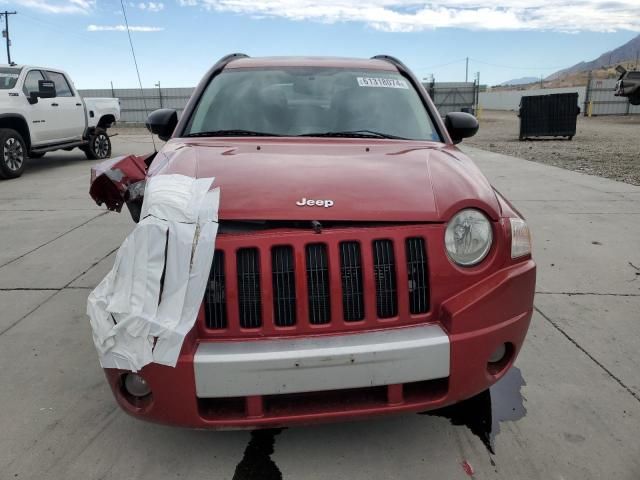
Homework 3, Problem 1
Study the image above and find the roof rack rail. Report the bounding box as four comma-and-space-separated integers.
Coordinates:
216, 53, 249, 68
371, 55, 411, 75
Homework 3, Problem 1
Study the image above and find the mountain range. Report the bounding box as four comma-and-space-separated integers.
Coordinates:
499, 76, 539, 86
546, 34, 640, 80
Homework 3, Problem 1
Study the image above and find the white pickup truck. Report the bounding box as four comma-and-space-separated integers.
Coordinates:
0, 65, 120, 179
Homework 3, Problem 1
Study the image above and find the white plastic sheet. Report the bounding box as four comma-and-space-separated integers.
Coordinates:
87, 174, 220, 372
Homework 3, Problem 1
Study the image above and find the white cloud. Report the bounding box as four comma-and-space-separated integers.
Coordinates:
178, 1, 640, 32
87, 24, 164, 31
137, 1, 165, 11
15, 0, 95, 14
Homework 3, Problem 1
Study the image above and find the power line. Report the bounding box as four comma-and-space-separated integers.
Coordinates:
119, 0, 156, 150
1, 11, 17, 64
20, 12, 116, 45
413, 58, 467, 70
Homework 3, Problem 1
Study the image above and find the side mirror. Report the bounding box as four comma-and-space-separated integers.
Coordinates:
28, 79, 56, 105
146, 109, 178, 141
444, 112, 479, 144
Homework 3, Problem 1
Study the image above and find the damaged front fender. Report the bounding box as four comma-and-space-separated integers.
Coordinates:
87, 173, 220, 372
89, 153, 155, 221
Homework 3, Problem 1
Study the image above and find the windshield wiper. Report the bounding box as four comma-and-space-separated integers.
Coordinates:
299, 130, 408, 140
185, 129, 282, 137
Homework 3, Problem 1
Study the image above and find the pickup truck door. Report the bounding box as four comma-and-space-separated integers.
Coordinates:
22, 69, 58, 145
44, 71, 86, 142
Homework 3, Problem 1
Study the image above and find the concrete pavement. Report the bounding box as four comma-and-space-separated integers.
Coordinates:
0, 135, 638, 479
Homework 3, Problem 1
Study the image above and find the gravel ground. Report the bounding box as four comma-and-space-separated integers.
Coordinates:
466, 110, 640, 185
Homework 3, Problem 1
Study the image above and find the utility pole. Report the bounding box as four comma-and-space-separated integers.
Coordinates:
474, 71, 480, 114
1, 11, 16, 64
465, 57, 469, 83
155, 81, 162, 108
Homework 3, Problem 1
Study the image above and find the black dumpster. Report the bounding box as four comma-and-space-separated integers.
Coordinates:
518, 92, 580, 140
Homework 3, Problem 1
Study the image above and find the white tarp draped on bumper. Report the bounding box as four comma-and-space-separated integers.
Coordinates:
87, 174, 220, 372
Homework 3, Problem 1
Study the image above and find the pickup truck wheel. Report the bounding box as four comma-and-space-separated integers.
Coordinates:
0, 128, 27, 179
84, 130, 112, 160
629, 92, 640, 106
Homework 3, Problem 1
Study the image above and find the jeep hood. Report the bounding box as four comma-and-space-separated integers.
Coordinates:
114, 139, 500, 223
90, 138, 500, 222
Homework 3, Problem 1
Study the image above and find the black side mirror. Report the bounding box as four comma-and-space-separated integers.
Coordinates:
28, 79, 56, 105
444, 112, 479, 144
146, 109, 178, 141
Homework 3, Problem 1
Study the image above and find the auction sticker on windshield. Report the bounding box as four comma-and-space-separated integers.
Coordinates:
357, 77, 409, 89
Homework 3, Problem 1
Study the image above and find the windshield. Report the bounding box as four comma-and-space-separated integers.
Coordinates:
184, 67, 441, 141
0, 67, 21, 90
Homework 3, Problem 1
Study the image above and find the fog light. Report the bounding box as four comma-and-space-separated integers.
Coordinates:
489, 343, 507, 363
124, 373, 151, 398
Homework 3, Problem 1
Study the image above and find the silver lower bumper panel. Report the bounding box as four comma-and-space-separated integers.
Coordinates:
194, 324, 450, 398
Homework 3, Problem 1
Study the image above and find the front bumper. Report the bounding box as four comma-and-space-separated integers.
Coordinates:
104, 259, 535, 428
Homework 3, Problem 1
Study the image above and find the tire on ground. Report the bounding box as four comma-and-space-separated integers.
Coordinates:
0, 128, 28, 179
83, 129, 112, 160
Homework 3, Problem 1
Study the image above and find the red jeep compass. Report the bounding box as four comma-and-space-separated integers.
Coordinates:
89, 54, 535, 428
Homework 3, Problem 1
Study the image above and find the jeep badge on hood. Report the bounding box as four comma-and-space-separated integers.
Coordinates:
296, 198, 335, 208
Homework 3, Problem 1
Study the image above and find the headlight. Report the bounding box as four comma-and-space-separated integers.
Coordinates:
510, 218, 531, 259
445, 209, 493, 266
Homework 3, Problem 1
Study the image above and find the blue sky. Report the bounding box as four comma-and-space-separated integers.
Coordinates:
6, 0, 640, 89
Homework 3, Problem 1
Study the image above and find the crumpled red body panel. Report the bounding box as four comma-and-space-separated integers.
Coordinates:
89, 154, 152, 212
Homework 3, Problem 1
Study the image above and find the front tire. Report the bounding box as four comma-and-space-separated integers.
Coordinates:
0, 128, 27, 179
629, 91, 640, 106
83, 129, 112, 160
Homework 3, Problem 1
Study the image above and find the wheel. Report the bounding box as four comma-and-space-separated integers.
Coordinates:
29, 151, 45, 159
83, 129, 112, 160
629, 92, 640, 106
0, 128, 27, 179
